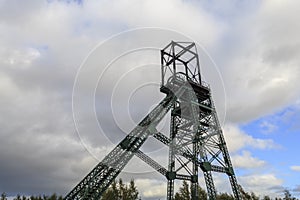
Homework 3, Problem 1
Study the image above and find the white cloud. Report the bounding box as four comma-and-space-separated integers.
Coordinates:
213, 0, 300, 123
84, 0, 224, 46
239, 174, 283, 197
0, 0, 223, 196
0, 0, 299, 198
260, 121, 278, 134
0, 72, 19, 98
290, 166, 300, 172
223, 124, 278, 153
135, 179, 166, 199
232, 151, 266, 169
0, 47, 40, 67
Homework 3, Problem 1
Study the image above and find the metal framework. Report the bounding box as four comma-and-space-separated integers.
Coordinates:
64, 41, 242, 200
160, 42, 241, 200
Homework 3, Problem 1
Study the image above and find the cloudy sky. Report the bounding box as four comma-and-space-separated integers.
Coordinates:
1, 0, 300, 199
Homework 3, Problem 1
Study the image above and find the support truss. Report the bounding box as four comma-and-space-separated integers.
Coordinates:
64, 41, 242, 200
64, 80, 187, 200
160, 41, 242, 200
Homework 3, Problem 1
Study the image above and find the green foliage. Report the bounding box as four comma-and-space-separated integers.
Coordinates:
101, 178, 140, 200
175, 181, 208, 200
283, 189, 297, 200
1, 179, 139, 200
238, 184, 260, 200
10, 194, 63, 200
1, 193, 7, 200
250, 192, 259, 200
101, 180, 119, 200
216, 193, 234, 200
197, 185, 207, 200
173, 181, 300, 200
174, 181, 190, 200
2, 181, 300, 200
263, 195, 271, 200
128, 179, 139, 200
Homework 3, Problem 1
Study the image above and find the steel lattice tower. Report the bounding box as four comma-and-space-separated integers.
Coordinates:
64, 41, 242, 200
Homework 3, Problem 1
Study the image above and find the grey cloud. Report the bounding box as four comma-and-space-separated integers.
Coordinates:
0, 0, 45, 24
263, 43, 300, 66
292, 185, 300, 194
1, 0, 299, 199
213, 1, 300, 123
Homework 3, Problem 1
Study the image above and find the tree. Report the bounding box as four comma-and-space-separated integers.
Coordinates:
175, 181, 208, 200
238, 185, 255, 200
180, 181, 190, 200
175, 181, 190, 200
13, 194, 22, 200
262, 195, 271, 200
118, 178, 125, 199
127, 179, 139, 200
217, 193, 234, 200
1, 193, 7, 200
101, 180, 118, 200
250, 192, 259, 200
198, 185, 207, 200
49, 194, 57, 200
101, 178, 140, 200
283, 189, 296, 200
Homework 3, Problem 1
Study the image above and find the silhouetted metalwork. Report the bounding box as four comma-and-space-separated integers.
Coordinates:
160, 42, 241, 200
64, 41, 242, 200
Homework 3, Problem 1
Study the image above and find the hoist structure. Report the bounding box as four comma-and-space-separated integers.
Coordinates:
64, 41, 242, 200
